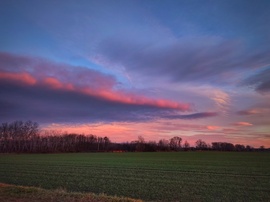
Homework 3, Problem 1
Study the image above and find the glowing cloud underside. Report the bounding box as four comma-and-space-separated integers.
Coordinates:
0, 52, 190, 111
0, 71, 190, 111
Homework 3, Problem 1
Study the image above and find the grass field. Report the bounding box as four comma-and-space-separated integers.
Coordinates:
0, 152, 270, 201
0, 183, 141, 202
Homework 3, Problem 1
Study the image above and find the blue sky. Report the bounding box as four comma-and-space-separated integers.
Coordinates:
1, 0, 270, 146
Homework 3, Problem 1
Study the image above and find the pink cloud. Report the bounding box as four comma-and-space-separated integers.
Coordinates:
0, 52, 191, 111
206, 125, 220, 130
237, 109, 261, 115
233, 122, 253, 126
0, 52, 117, 90
79, 87, 190, 110
237, 108, 270, 120
0, 72, 37, 85
44, 120, 270, 147
42, 77, 75, 91
44, 121, 221, 143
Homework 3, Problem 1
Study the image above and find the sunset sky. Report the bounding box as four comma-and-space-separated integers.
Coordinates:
1, 0, 270, 147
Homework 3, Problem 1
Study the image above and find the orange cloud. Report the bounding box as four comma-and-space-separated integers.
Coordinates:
233, 122, 253, 126
0, 71, 191, 111
0, 72, 36, 85
43, 77, 75, 90
43, 77, 63, 89
206, 125, 220, 130
81, 88, 190, 110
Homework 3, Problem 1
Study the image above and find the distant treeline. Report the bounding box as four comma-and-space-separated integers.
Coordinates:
0, 121, 268, 153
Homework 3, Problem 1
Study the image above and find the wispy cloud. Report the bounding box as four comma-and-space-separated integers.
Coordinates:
237, 109, 262, 116
241, 67, 270, 93
95, 36, 270, 86
163, 112, 218, 119
232, 122, 253, 127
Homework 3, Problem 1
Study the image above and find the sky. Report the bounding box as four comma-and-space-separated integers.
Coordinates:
1, 0, 270, 147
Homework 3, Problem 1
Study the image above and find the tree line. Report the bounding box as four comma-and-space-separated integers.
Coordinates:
0, 121, 268, 153
0, 121, 110, 153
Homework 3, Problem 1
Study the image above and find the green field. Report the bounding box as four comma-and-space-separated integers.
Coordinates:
0, 152, 270, 201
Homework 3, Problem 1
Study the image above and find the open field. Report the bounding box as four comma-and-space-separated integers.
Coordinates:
0, 152, 270, 201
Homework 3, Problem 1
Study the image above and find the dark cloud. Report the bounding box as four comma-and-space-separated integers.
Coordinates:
163, 112, 218, 120
0, 80, 161, 123
95, 37, 270, 85
0, 80, 214, 124
241, 67, 270, 93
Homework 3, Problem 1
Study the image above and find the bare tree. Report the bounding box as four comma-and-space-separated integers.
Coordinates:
0, 120, 39, 152
195, 139, 208, 150
170, 136, 182, 151
103, 136, 111, 151
183, 140, 190, 150
158, 139, 170, 151
135, 136, 145, 152
235, 144, 245, 151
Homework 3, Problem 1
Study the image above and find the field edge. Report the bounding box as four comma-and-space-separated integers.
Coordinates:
0, 183, 143, 202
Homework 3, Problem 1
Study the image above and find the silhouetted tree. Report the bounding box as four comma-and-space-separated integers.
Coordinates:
0, 120, 39, 152
235, 144, 245, 151
212, 142, 235, 151
135, 136, 145, 152
158, 139, 170, 151
145, 141, 157, 152
103, 136, 111, 151
259, 146, 265, 151
170, 136, 182, 151
245, 145, 254, 151
183, 140, 190, 151
195, 139, 208, 150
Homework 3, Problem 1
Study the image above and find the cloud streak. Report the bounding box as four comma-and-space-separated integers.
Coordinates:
241, 67, 270, 93
0, 52, 191, 111
95, 36, 270, 85
163, 112, 218, 120
0, 52, 221, 124
237, 109, 262, 116
232, 122, 253, 127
